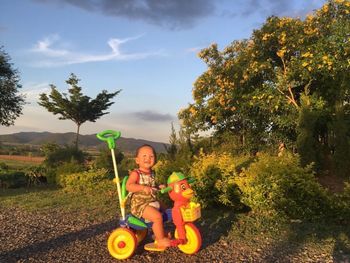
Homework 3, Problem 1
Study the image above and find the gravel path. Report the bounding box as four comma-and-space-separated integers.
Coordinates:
0, 207, 348, 262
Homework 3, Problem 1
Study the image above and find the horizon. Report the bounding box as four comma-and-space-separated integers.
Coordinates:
0, 130, 168, 144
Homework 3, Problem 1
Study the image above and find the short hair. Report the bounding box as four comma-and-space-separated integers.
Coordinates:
135, 144, 157, 160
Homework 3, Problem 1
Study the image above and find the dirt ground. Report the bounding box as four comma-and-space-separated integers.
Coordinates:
1, 206, 349, 263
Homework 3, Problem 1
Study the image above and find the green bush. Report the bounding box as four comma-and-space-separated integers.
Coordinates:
93, 147, 124, 172
118, 157, 136, 178
189, 151, 249, 208
341, 182, 350, 218
235, 153, 332, 220
57, 168, 110, 191
153, 150, 193, 186
153, 159, 181, 186
56, 161, 85, 177
25, 165, 47, 186
0, 162, 9, 171
45, 168, 57, 185
0, 171, 27, 188
44, 161, 86, 185
331, 182, 350, 221
44, 145, 87, 168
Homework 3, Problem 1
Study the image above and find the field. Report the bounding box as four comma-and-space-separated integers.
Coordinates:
0, 155, 44, 171
0, 155, 44, 163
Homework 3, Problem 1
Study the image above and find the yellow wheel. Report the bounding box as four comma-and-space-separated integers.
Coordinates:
107, 228, 137, 260
135, 229, 148, 244
174, 223, 202, 254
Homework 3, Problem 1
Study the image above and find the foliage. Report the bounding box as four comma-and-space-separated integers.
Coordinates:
45, 168, 58, 185
0, 171, 26, 188
93, 147, 124, 172
331, 106, 350, 177
235, 153, 332, 220
38, 73, 121, 148
332, 181, 350, 220
56, 168, 110, 191
0, 162, 9, 171
118, 156, 136, 178
0, 47, 25, 126
153, 125, 195, 185
189, 151, 250, 208
25, 165, 47, 186
43, 144, 87, 168
55, 160, 86, 177
296, 99, 325, 170
178, 0, 350, 173
40, 144, 87, 184
164, 122, 178, 160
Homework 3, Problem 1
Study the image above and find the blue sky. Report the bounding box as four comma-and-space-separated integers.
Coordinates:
0, 0, 326, 143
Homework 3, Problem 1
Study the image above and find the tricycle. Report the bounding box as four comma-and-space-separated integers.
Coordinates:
97, 130, 202, 260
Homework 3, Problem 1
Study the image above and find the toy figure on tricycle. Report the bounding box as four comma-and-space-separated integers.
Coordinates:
97, 130, 202, 260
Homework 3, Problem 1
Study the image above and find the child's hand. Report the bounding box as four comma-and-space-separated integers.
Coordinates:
158, 184, 166, 189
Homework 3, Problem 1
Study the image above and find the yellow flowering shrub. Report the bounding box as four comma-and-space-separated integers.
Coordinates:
190, 151, 250, 208
57, 168, 111, 191
235, 153, 332, 220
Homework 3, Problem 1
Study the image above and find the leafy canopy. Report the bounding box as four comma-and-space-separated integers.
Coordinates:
0, 47, 25, 126
38, 73, 121, 148
179, 0, 350, 152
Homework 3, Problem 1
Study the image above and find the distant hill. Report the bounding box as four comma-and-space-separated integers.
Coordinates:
0, 132, 168, 154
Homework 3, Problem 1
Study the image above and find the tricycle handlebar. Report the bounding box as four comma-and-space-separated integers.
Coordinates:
96, 130, 121, 150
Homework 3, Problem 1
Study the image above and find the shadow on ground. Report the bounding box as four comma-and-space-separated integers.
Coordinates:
197, 207, 239, 249
0, 219, 116, 262
260, 219, 350, 262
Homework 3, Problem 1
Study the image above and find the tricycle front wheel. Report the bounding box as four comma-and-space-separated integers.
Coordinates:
107, 228, 137, 260
174, 223, 202, 254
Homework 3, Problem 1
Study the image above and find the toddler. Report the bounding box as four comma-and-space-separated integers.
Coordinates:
126, 144, 170, 248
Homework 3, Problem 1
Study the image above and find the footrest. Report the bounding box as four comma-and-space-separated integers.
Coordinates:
144, 242, 167, 252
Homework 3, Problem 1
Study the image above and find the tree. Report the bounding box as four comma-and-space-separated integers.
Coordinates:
0, 47, 25, 126
165, 122, 178, 160
179, 0, 350, 173
38, 73, 121, 149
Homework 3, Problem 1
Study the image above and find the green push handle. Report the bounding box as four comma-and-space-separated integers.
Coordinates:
160, 186, 172, 194
96, 130, 121, 150
160, 177, 196, 194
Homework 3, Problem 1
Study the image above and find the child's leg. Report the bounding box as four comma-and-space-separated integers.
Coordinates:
142, 206, 170, 247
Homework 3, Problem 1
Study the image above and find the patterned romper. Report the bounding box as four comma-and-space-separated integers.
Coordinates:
130, 169, 160, 218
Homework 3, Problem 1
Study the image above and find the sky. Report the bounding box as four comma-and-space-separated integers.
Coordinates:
0, 0, 326, 143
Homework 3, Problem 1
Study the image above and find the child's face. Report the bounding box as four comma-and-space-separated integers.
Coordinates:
136, 146, 155, 171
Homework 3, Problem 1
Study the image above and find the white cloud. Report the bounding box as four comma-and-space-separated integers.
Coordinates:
20, 82, 50, 103
29, 34, 162, 67
186, 46, 205, 53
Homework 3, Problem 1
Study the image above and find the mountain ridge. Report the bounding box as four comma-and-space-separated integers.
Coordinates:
0, 132, 168, 154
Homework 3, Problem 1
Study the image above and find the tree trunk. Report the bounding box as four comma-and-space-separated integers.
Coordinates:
75, 124, 80, 149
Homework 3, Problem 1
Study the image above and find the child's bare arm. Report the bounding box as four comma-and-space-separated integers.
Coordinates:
126, 171, 152, 194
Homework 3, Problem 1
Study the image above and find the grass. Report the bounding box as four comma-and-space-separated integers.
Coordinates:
0, 184, 119, 222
